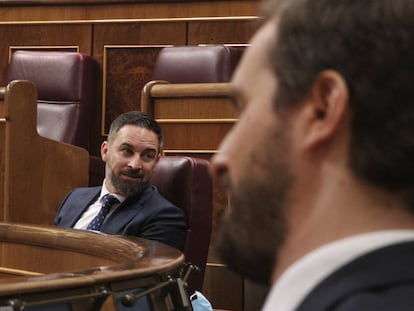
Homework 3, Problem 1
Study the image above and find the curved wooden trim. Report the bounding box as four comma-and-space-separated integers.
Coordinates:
141, 80, 169, 115
0, 15, 259, 25
0, 0, 249, 6
0, 267, 43, 276
0, 223, 145, 261
0, 86, 6, 99
0, 222, 184, 296
149, 82, 232, 98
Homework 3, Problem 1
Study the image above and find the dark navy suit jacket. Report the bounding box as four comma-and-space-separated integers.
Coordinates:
54, 185, 188, 250
296, 241, 414, 311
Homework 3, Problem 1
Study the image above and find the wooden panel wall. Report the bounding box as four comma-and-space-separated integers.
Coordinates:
0, 18, 258, 155
0, 0, 258, 21
0, 2, 264, 310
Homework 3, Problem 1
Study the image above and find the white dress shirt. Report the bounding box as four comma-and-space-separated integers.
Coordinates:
73, 180, 125, 230
262, 230, 414, 311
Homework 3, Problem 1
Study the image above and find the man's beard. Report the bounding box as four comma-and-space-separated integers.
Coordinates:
214, 130, 293, 285
109, 168, 151, 198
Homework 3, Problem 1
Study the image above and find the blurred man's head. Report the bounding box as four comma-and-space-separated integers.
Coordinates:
212, 0, 414, 284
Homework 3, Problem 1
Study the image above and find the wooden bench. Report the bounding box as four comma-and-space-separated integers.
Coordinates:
0, 80, 89, 225
141, 81, 236, 154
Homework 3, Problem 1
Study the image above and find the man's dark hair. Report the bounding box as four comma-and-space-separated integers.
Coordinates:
108, 111, 163, 153
264, 0, 414, 195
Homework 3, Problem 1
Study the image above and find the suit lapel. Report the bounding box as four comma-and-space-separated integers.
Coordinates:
65, 188, 100, 227
100, 186, 153, 233
296, 241, 414, 310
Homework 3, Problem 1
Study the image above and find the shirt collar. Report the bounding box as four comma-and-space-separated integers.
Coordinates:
100, 179, 127, 204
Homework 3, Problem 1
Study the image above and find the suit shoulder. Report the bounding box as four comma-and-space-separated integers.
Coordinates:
60, 186, 101, 205
139, 186, 185, 216
69, 186, 101, 195
332, 285, 414, 311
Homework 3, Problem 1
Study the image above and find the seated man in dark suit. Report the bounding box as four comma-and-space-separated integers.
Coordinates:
54, 111, 187, 250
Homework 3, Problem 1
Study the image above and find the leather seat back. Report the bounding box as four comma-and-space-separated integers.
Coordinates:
152, 156, 213, 294
6, 50, 98, 150
152, 45, 245, 83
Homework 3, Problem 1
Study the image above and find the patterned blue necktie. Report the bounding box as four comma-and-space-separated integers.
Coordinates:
87, 194, 119, 231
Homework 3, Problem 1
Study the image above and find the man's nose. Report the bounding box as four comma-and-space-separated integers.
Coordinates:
128, 154, 142, 169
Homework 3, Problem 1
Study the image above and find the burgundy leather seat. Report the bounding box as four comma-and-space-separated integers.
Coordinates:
152, 45, 244, 83
5, 50, 98, 151
151, 156, 213, 294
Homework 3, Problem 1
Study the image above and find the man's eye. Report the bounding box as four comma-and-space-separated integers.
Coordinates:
121, 148, 133, 155
143, 153, 156, 161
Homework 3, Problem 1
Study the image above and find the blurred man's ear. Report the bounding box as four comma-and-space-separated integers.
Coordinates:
155, 152, 162, 165
300, 70, 349, 150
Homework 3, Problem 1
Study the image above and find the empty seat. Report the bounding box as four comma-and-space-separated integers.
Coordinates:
5, 50, 99, 151
152, 45, 245, 83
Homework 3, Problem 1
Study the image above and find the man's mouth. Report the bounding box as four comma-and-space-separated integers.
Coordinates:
121, 171, 144, 181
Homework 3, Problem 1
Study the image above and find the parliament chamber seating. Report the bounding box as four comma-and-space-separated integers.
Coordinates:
145, 43, 240, 302
2, 46, 234, 308
141, 44, 238, 155
92, 44, 242, 185
5, 50, 102, 186
5, 50, 98, 150
143, 44, 244, 310
0, 80, 89, 225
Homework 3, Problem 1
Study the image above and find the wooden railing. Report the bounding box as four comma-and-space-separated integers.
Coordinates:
0, 222, 185, 310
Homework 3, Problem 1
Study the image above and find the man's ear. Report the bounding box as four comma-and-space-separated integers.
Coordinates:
101, 141, 109, 162
302, 70, 349, 149
155, 152, 161, 164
